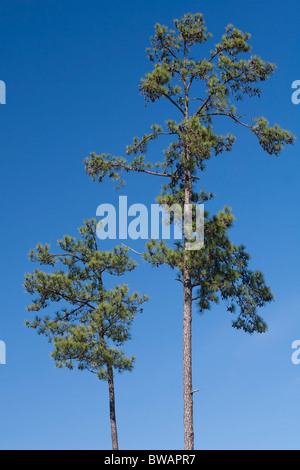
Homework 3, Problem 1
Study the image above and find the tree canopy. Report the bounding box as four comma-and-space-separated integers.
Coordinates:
24, 219, 148, 379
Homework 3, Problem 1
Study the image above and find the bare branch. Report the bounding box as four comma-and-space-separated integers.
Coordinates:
121, 244, 144, 256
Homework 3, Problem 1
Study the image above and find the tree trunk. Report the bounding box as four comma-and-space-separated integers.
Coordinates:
107, 365, 119, 450
183, 265, 194, 450
183, 144, 194, 449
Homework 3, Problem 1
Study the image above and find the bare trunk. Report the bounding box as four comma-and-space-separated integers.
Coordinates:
107, 365, 119, 450
183, 264, 194, 450
183, 147, 194, 449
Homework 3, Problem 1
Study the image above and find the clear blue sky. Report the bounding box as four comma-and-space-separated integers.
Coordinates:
0, 0, 299, 450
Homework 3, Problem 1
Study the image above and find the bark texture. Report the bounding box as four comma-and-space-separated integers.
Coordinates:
183, 266, 194, 450
107, 365, 119, 450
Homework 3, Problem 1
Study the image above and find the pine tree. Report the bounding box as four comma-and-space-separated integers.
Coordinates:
24, 219, 148, 450
84, 14, 295, 449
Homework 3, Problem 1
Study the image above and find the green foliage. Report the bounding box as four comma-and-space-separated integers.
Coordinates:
144, 208, 273, 333
84, 13, 295, 334
24, 219, 148, 380
85, 13, 294, 193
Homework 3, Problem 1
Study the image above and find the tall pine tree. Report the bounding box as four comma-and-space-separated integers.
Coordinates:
85, 14, 295, 449
24, 219, 148, 450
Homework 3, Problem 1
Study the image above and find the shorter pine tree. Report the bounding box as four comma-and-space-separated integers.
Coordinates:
24, 219, 148, 450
